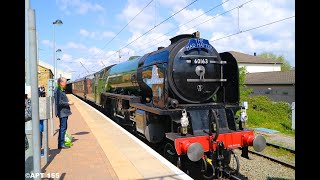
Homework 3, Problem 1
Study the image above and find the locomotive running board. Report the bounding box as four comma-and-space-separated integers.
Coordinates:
102, 92, 141, 103
186, 78, 227, 82
102, 92, 182, 115
130, 103, 182, 115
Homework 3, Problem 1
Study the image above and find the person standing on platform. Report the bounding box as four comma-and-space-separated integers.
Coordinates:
41, 85, 46, 97
54, 77, 74, 149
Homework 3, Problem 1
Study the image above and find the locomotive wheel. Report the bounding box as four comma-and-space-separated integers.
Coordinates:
163, 142, 178, 167
227, 150, 240, 175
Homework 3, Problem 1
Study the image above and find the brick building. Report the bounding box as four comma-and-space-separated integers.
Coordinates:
38, 65, 53, 92
25, 63, 53, 96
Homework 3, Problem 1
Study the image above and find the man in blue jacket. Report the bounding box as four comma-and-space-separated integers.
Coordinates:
54, 77, 74, 149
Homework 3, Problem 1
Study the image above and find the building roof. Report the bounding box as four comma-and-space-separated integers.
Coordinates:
228, 51, 283, 64
38, 64, 53, 75
38, 60, 72, 79
245, 70, 295, 85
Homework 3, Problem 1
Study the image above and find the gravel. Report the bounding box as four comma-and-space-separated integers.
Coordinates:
257, 133, 295, 150
233, 149, 295, 180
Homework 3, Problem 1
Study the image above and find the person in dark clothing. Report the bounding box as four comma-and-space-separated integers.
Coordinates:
38, 86, 41, 97
25, 93, 32, 151
41, 86, 46, 97
25, 89, 45, 156
54, 77, 74, 149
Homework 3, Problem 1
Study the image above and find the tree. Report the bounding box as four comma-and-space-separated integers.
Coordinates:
239, 67, 252, 101
258, 52, 292, 71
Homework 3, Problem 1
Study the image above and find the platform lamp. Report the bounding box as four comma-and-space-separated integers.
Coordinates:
55, 49, 62, 79
52, 19, 63, 80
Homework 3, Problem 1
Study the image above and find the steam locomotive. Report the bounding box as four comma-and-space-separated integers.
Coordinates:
70, 32, 266, 179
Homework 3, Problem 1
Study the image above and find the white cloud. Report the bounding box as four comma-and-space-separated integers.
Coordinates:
79, 29, 115, 39
65, 41, 87, 49
158, 0, 188, 10
41, 40, 53, 47
79, 29, 95, 38
59, 0, 295, 79
57, 0, 104, 15
169, 0, 295, 65
102, 31, 116, 38
61, 53, 73, 61
119, 0, 174, 33
88, 46, 102, 55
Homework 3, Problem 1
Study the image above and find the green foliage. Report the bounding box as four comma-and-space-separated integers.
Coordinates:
239, 67, 252, 101
259, 52, 292, 71
239, 67, 246, 88
238, 67, 294, 136
245, 96, 294, 136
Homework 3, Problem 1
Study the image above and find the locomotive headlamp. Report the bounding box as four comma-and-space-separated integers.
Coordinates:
180, 109, 189, 135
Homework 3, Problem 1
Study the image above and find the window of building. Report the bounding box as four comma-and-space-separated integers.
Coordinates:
283, 91, 288, 95
265, 91, 270, 94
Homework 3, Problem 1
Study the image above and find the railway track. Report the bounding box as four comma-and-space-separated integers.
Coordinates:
248, 150, 295, 169
266, 142, 295, 154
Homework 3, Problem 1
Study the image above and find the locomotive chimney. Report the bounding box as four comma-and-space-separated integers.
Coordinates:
158, 47, 164, 50
254, 52, 256, 56
195, 31, 200, 38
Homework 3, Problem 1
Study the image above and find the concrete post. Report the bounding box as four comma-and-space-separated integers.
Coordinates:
25, 0, 30, 85
291, 102, 295, 130
28, 9, 41, 179
48, 79, 55, 136
43, 120, 48, 163
25, 0, 32, 134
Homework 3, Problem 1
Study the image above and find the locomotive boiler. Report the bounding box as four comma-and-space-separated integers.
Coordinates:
71, 32, 266, 179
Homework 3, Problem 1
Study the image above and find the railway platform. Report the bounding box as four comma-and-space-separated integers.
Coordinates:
40, 94, 191, 180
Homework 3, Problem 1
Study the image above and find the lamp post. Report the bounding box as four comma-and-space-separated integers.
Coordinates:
52, 19, 63, 80
57, 58, 61, 77
55, 49, 62, 78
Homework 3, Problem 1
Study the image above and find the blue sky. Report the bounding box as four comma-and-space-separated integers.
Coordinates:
31, 0, 295, 80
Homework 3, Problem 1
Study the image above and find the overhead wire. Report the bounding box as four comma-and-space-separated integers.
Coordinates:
90, 0, 154, 61
100, 0, 199, 64
211, 16, 295, 42
129, 0, 232, 53
134, 0, 254, 55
